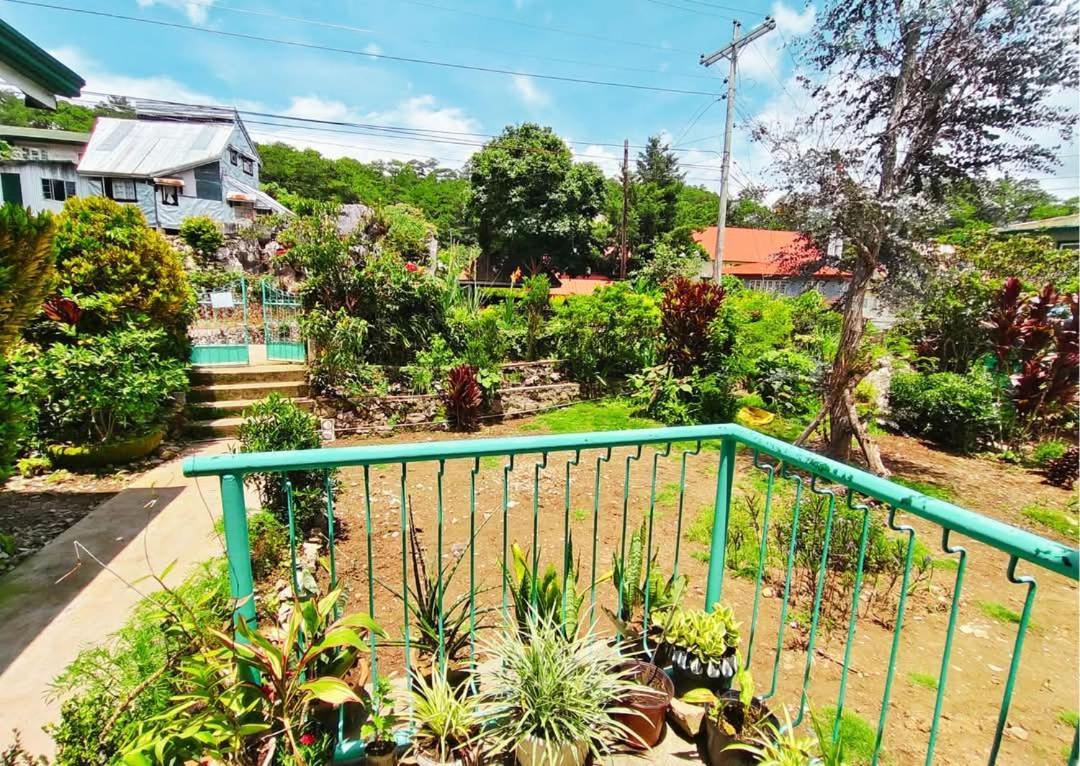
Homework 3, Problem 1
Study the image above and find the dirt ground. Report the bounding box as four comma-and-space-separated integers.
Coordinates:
315, 416, 1077, 765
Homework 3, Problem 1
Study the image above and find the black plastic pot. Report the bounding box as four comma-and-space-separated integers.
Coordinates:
668, 645, 738, 697
365, 739, 399, 766
612, 661, 675, 749
701, 691, 778, 766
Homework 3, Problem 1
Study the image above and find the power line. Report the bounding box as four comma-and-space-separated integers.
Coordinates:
643, 0, 736, 20
677, 0, 769, 16
6, 0, 720, 97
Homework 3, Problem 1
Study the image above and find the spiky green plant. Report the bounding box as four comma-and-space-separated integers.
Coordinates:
505, 540, 595, 639
611, 517, 688, 623
480, 613, 642, 765
410, 671, 481, 764
0, 203, 56, 354
726, 706, 820, 765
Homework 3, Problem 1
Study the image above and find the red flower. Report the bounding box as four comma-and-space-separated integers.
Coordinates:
405, 262, 419, 273
299, 733, 317, 747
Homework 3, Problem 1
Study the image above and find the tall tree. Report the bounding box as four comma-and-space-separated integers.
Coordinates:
772, 0, 1075, 472
635, 135, 684, 187
726, 185, 783, 230
469, 123, 606, 276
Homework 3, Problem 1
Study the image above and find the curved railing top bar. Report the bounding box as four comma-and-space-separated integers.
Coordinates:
185, 423, 1078, 581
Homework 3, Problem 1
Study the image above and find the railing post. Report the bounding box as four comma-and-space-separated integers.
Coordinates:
220, 472, 256, 629
705, 437, 736, 609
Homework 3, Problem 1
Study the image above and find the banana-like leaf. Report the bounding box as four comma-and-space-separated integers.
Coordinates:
301, 677, 363, 705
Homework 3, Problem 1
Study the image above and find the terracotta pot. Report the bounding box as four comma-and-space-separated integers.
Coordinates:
365, 740, 399, 766
514, 736, 587, 766
701, 691, 777, 766
612, 661, 674, 749
669, 645, 738, 697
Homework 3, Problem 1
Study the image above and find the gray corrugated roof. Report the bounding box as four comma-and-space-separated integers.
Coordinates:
0, 124, 89, 143
224, 176, 292, 215
998, 213, 1080, 233
77, 117, 234, 177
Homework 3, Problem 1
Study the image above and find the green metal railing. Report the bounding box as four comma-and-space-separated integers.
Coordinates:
184, 424, 1079, 765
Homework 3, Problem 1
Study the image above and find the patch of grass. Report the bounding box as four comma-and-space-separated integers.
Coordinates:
907, 671, 939, 691
978, 600, 1022, 625
654, 481, 682, 508
1057, 709, 1079, 728
526, 399, 658, 434
892, 476, 955, 502
480, 455, 504, 469
687, 505, 713, 547
572, 507, 590, 523
932, 557, 959, 571
814, 706, 881, 766
1022, 503, 1079, 539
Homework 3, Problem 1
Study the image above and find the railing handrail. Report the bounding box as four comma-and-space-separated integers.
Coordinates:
184, 423, 1078, 580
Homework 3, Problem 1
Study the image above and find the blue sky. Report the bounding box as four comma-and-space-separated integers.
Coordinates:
4, 0, 1078, 196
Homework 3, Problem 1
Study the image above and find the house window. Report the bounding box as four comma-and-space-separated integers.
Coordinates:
194, 163, 222, 201
105, 178, 137, 202
229, 148, 239, 166
41, 178, 76, 201
158, 185, 179, 206
241, 156, 254, 175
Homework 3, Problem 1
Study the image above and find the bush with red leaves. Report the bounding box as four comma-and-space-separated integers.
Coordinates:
444, 364, 483, 430
661, 277, 725, 376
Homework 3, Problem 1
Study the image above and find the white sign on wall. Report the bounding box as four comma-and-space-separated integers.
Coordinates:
209, 291, 235, 309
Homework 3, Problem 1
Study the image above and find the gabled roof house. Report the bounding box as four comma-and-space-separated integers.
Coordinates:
77, 115, 289, 229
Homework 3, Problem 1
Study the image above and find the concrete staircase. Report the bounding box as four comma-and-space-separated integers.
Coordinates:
186, 364, 313, 439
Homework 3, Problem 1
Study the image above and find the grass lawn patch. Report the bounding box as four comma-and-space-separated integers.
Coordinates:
892, 476, 955, 502
907, 671, 939, 691
523, 399, 658, 434
572, 507, 590, 523
1057, 709, 1079, 728
1022, 503, 1079, 539
814, 706, 881, 765
978, 600, 1022, 625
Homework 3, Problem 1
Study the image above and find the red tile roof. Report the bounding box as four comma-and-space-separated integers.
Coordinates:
693, 226, 847, 279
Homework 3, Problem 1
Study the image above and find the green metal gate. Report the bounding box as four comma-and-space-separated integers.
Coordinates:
190, 278, 250, 366
262, 283, 305, 362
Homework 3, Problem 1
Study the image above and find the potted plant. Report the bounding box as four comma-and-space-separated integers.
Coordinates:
409, 671, 481, 765
481, 613, 644, 766
605, 517, 688, 664
504, 540, 598, 640
700, 669, 779, 766
362, 677, 401, 766
725, 706, 825, 766
657, 603, 741, 696
611, 659, 675, 750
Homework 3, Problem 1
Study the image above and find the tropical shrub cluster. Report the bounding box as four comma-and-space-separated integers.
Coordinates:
178, 215, 225, 265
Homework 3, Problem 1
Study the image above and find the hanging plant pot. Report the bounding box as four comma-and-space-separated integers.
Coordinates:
612, 661, 675, 750
514, 736, 587, 766
701, 691, 778, 766
668, 646, 738, 697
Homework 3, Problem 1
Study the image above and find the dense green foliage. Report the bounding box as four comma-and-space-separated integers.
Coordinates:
0, 92, 133, 133
889, 368, 1003, 452
52, 197, 194, 342
470, 123, 607, 276
549, 283, 661, 383
178, 215, 225, 265
12, 326, 188, 446
237, 393, 327, 534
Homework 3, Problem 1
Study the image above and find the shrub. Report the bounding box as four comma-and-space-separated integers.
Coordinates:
630, 240, 704, 289
661, 277, 725, 376
0, 375, 29, 483
248, 510, 288, 579
444, 364, 483, 431
406, 335, 457, 394
550, 283, 661, 383
628, 365, 736, 426
447, 305, 508, 370
520, 274, 550, 361
52, 197, 193, 340
381, 202, 435, 262
236, 394, 327, 534
1031, 440, 1069, 467
752, 349, 822, 416
1046, 447, 1078, 490
888, 367, 1002, 452
0, 203, 56, 354
725, 289, 795, 379
18, 326, 188, 446
178, 215, 224, 265
895, 269, 996, 373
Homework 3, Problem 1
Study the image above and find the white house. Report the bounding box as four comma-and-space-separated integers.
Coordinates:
0, 125, 90, 212
76, 115, 289, 230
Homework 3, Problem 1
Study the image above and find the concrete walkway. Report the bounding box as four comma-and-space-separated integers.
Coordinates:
0, 441, 238, 758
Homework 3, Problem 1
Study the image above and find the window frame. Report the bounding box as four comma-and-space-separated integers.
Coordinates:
105, 177, 138, 203
229, 148, 239, 166
241, 156, 254, 175
40, 177, 75, 202
158, 184, 179, 206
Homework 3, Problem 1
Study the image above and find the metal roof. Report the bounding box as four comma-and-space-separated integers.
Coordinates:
0, 19, 84, 108
224, 176, 292, 215
77, 117, 234, 177
997, 213, 1080, 233
0, 124, 90, 144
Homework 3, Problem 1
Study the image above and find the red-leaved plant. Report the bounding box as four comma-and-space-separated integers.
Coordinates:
41, 295, 83, 326
985, 279, 1079, 426
445, 364, 483, 430
661, 277, 725, 376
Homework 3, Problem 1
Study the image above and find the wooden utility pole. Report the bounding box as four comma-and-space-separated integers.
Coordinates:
620, 138, 629, 280
700, 17, 775, 282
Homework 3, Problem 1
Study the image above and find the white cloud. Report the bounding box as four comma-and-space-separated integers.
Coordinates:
511, 74, 551, 108
48, 46, 220, 105
135, 0, 215, 25
364, 42, 383, 56
736, 2, 815, 85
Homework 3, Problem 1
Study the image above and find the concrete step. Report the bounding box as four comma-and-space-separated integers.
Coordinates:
191, 364, 307, 386
189, 379, 309, 403
188, 397, 315, 420
186, 416, 245, 439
